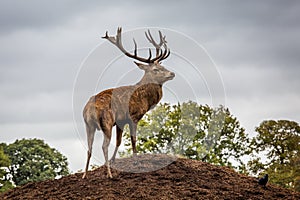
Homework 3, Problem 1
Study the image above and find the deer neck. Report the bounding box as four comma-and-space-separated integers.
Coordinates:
134, 76, 163, 108
136, 74, 161, 87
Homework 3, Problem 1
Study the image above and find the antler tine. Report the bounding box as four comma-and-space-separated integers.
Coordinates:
133, 38, 137, 56
148, 48, 152, 61
116, 27, 122, 45
165, 48, 171, 59
102, 31, 116, 44
158, 30, 167, 44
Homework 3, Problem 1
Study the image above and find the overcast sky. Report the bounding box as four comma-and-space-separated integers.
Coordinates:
0, 0, 299, 172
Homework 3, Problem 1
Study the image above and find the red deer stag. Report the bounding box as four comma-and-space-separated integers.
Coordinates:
82, 27, 175, 179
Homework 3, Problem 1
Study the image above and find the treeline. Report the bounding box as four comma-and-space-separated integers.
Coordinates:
121, 101, 300, 191
0, 139, 69, 192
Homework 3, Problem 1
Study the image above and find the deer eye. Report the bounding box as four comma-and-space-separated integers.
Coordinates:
153, 69, 159, 73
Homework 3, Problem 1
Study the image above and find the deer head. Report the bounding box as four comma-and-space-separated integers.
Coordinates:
102, 27, 175, 85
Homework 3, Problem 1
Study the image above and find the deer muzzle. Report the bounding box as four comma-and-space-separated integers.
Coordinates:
167, 72, 175, 80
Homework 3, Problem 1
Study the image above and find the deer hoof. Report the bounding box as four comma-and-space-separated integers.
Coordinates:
107, 173, 113, 178
133, 158, 139, 165
132, 153, 139, 165
109, 159, 115, 165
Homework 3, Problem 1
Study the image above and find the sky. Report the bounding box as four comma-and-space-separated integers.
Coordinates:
0, 0, 299, 172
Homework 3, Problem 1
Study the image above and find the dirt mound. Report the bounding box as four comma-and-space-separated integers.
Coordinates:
1, 154, 299, 199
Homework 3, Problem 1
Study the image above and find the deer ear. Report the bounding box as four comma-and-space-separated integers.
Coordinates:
134, 61, 148, 70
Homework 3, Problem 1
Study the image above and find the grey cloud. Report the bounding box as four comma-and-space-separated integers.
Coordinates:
0, 91, 73, 124
0, 0, 107, 34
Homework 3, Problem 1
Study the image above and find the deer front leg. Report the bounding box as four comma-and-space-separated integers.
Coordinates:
129, 122, 138, 156
129, 122, 138, 166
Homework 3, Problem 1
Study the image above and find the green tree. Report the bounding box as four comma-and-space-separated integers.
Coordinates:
2, 138, 69, 186
248, 120, 300, 191
0, 146, 13, 192
122, 101, 250, 172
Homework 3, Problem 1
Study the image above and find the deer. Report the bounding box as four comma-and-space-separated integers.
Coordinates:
82, 27, 175, 179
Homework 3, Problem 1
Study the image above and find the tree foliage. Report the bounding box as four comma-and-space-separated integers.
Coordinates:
2, 138, 69, 186
0, 146, 13, 192
122, 101, 250, 172
248, 120, 300, 191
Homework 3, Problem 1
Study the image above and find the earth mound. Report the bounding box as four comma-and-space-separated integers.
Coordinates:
1, 154, 299, 199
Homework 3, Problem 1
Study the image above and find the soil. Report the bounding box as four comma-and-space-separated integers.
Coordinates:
1, 154, 299, 200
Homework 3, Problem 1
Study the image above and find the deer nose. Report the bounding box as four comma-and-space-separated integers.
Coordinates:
170, 72, 175, 77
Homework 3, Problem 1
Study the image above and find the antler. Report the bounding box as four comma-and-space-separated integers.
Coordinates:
145, 30, 170, 62
102, 27, 170, 63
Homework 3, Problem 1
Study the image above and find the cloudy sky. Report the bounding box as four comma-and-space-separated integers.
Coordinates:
1, 0, 299, 172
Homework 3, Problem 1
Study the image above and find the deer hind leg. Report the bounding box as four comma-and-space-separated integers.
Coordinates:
82, 123, 96, 179
100, 110, 114, 178
110, 125, 124, 163
102, 133, 112, 178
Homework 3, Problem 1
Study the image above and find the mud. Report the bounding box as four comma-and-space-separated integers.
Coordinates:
1, 154, 299, 199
